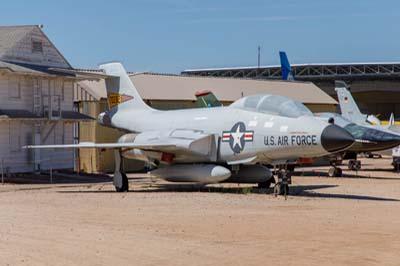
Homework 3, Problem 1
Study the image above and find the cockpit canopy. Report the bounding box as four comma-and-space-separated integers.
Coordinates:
230, 94, 313, 118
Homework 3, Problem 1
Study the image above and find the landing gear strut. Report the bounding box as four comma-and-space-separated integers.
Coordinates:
273, 169, 291, 199
114, 149, 129, 192
392, 157, 400, 171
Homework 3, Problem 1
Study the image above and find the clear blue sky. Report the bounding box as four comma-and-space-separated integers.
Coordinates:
1, 0, 400, 73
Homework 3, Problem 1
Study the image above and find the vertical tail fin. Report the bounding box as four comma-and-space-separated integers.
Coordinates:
195, 90, 223, 108
99, 62, 151, 111
389, 113, 395, 126
335, 81, 367, 123
279, 51, 294, 81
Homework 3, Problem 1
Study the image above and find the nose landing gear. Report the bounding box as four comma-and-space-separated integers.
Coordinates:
273, 169, 292, 199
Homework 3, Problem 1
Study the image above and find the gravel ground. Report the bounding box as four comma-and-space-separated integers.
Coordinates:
0, 157, 399, 266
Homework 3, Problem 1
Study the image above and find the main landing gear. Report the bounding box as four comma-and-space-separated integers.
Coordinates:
328, 166, 342, 177
348, 159, 361, 171
114, 149, 129, 192
328, 156, 343, 177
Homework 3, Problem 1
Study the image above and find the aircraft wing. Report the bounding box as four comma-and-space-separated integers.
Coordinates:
23, 129, 219, 161
23, 142, 176, 150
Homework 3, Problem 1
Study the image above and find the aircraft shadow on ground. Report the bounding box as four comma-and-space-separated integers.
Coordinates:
297, 170, 400, 181
2, 174, 113, 185
59, 180, 400, 202
289, 186, 400, 202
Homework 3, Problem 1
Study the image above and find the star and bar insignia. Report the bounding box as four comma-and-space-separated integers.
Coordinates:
222, 122, 254, 153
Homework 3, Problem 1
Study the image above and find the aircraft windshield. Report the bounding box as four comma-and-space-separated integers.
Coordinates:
231, 94, 313, 118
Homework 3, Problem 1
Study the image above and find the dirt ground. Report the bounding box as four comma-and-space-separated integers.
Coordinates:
1, 157, 400, 266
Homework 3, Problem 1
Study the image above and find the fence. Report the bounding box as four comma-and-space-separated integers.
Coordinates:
0, 156, 76, 185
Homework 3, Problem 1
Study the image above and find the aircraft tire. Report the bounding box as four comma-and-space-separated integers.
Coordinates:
328, 167, 336, 177
287, 165, 295, 172
348, 160, 354, 170
115, 172, 129, 192
348, 160, 361, 171
335, 168, 342, 177
328, 167, 342, 177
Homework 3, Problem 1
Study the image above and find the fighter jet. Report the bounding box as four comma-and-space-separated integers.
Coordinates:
321, 81, 400, 173
315, 111, 400, 175
279, 53, 400, 175
24, 62, 354, 193
335, 81, 396, 128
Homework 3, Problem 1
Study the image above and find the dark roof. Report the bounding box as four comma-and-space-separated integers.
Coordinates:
61, 111, 93, 120
0, 109, 38, 119
0, 109, 93, 121
0, 60, 75, 76
0, 25, 74, 76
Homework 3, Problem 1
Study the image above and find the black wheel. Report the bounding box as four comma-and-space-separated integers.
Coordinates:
328, 167, 336, 177
258, 179, 272, 188
348, 160, 354, 170
354, 160, 361, 171
115, 172, 129, 192
287, 165, 295, 172
328, 167, 342, 177
335, 167, 342, 177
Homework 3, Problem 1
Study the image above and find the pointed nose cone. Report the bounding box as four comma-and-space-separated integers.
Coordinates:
321, 125, 354, 152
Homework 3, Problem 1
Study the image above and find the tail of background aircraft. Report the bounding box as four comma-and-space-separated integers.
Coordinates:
279, 51, 294, 81
389, 113, 395, 126
335, 81, 368, 124
195, 90, 223, 108
99, 62, 152, 112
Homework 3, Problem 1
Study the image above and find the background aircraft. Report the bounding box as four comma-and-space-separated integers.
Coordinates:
195, 90, 223, 108
336, 81, 394, 126
195, 53, 400, 176
24, 62, 354, 193
279, 51, 295, 81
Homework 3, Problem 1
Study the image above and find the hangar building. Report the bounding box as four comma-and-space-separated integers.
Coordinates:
182, 63, 400, 120
75, 73, 337, 173
0, 25, 91, 173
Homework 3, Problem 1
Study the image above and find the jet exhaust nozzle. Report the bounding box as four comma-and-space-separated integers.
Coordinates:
321, 125, 354, 153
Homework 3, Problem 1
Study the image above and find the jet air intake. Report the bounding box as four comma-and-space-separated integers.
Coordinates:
321, 125, 355, 152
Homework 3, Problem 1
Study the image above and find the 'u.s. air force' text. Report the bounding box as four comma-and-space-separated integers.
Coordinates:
264, 135, 317, 146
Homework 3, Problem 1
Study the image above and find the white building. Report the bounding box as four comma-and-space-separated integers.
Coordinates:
0, 25, 91, 173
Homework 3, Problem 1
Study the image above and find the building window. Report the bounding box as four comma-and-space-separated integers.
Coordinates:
9, 122, 21, 152
8, 76, 21, 99
32, 41, 43, 53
